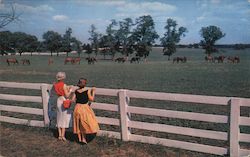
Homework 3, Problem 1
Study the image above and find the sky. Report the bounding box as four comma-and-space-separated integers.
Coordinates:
1, 0, 250, 44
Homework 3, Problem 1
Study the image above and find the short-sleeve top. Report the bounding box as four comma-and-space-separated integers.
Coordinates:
75, 90, 89, 104
54, 81, 65, 96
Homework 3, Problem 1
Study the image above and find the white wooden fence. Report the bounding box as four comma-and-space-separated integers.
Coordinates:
0, 81, 249, 157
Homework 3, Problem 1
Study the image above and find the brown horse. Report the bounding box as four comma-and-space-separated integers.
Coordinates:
48, 58, 53, 65
86, 57, 97, 64
21, 59, 30, 65
72, 57, 81, 64
115, 57, 126, 63
205, 56, 214, 62
64, 57, 74, 64
6, 58, 18, 66
214, 55, 226, 63
173, 57, 187, 63
227, 56, 240, 63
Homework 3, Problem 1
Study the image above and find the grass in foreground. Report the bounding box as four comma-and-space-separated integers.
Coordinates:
0, 123, 220, 157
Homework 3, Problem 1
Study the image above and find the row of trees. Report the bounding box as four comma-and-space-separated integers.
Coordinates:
86, 15, 226, 60
1, 13, 226, 59
0, 28, 81, 56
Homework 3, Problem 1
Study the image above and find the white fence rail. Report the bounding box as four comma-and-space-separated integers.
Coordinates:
0, 81, 249, 156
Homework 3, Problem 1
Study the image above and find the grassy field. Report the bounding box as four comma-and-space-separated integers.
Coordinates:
0, 47, 250, 157
1, 47, 250, 97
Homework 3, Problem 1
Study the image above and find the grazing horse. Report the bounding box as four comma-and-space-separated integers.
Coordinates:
130, 57, 140, 63
173, 57, 187, 63
86, 57, 97, 64
227, 56, 240, 63
115, 57, 126, 63
6, 58, 18, 66
205, 56, 214, 62
214, 55, 226, 63
21, 59, 30, 65
48, 58, 53, 65
72, 57, 81, 64
64, 57, 74, 64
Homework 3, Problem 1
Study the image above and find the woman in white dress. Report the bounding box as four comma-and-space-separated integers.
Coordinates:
53, 72, 73, 141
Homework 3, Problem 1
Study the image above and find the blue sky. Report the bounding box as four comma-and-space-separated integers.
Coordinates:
1, 0, 250, 44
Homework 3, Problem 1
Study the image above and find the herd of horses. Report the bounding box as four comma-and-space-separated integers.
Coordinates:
4, 55, 241, 66
115, 57, 140, 63
6, 58, 30, 66
205, 55, 240, 63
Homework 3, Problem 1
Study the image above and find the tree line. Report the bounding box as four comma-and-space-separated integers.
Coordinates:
1, 13, 246, 59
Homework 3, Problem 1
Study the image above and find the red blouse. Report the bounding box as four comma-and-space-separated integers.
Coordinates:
54, 81, 65, 96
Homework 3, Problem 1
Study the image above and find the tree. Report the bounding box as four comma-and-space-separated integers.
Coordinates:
132, 15, 159, 60
71, 37, 82, 57
117, 18, 134, 59
43, 31, 62, 56
26, 35, 39, 56
0, 31, 15, 55
11, 32, 38, 56
200, 25, 225, 56
84, 44, 92, 57
61, 27, 72, 56
88, 24, 100, 57
0, 4, 21, 29
104, 19, 119, 59
160, 18, 187, 60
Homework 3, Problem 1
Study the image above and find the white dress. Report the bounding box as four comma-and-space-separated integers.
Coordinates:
56, 96, 71, 128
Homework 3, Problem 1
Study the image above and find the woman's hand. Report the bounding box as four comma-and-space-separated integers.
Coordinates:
68, 86, 73, 93
91, 87, 96, 95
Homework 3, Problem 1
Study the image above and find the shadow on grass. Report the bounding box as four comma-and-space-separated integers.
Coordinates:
49, 128, 97, 143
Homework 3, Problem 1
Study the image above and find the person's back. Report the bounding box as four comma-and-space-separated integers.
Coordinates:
75, 90, 88, 104
54, 81, 65, 96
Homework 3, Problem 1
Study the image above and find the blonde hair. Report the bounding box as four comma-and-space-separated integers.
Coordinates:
56, 72, 66, 81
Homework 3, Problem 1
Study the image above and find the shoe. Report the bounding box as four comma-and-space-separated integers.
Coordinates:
58, 136, 62, 140
62, 137, 67, 141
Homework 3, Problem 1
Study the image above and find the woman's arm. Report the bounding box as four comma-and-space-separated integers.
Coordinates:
71, 93, 76, 102
63, 84, 72, 98
88, 87, 96, 101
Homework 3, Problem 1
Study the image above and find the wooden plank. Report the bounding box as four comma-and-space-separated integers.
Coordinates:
240, 133, 250, 143
0, 81, 41, 89
127, 90, 229, 105
0, 94, 42, 103
240, 117, 250, 126
92, 102, 118, 112
239, 149, 250, 157
128, 121, 228, 141
0, 115, 44, 127
94, 87, 118, 96
119, 90, 130, 141
128, 106, 228, 123
240, 98, 250, 107
96, 117, 120, 126
41, 84, 50, 126
0, 104, 43, 115
230, 98, 240, 157
97, 130, 121, 139
130, 134, 228, 156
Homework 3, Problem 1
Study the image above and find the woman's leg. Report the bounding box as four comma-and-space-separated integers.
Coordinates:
77, 133, 82, 142
81, 133, 87, 143
58, 127, 62, 139
61, 128, 66, 141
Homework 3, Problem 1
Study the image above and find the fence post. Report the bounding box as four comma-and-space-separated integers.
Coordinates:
229, 98, 241, 157
41, 84, 50, 127
118, 89, 130, 141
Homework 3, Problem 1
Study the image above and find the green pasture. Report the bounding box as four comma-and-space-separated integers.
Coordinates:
0, 48, 250, 98
0, 48, 250, 156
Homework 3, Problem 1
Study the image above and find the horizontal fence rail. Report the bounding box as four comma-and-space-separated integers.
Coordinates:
0, 81, 249, 156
